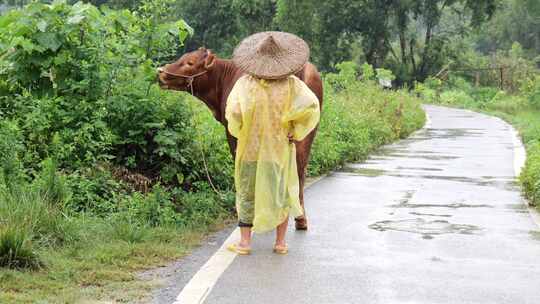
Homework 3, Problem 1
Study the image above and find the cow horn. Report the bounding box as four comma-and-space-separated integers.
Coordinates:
204, 50, 216, 70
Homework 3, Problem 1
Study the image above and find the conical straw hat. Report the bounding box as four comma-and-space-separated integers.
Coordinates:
233, 31, 310, 80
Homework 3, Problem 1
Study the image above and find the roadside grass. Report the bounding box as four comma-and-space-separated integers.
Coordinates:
0, 214, 232, 303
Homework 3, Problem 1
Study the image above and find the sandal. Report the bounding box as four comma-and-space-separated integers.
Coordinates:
227, 243, 251, 255
273, 244, 288, 255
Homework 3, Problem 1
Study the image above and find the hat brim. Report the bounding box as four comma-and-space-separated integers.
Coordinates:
233, 31, 310, 80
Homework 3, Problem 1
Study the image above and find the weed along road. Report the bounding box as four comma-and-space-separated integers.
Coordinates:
151, 105, 540, 304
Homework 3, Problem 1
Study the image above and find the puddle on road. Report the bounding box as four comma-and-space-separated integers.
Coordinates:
375, 145, 461, 161
409, 212, 452, 218
378, 148, 440, 155
504, 203, 531, 214
374, 153, 461, 161
340, 167, 386, 177
425, 128, 485, 139
390, 201, 493, 209
396, 166, 444, 172
447, 115, 477, 119
369, 218, 482, 239
379, 173, 516, 190
391, 192, 492, 209
400, 190, 415, 204
339, 165, 514, 191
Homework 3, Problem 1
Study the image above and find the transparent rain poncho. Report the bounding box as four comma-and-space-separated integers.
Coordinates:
225, 74, 320, 233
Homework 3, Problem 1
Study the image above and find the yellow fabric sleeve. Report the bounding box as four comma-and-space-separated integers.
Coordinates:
282, 76, 321, 141
225, 79, 244, 138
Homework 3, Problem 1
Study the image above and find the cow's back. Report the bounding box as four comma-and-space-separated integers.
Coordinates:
296, 62, 323, 107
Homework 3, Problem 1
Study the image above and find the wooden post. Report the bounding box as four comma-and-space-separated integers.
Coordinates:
500, 67, 504, 90
475, 71, 480, 87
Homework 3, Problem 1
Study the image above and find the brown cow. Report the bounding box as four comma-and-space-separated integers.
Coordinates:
157, 48, 323, 230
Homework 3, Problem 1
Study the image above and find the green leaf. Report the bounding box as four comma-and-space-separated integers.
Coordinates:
176, 172, 184, 184
35, 32, 62, 52
37, 20, 48, 32
0, 11, 21, 29
144, 123, 165, 129
71, 1, 89, 16
176, 20, 193, 43
11, 37, 35, 53
178, 19, 194, 36
67, 15, 85, 25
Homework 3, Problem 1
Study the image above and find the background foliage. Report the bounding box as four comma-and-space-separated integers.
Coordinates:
2, 0, 537, 85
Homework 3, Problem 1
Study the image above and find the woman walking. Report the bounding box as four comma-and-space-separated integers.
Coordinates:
225, 32, 320, 255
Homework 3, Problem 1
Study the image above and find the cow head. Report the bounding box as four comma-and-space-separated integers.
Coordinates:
157, 47, 216, 91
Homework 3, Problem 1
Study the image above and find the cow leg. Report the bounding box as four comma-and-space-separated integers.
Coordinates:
295, 166, 308, 230
294, 130, 317, 231
225, 131, 237, 160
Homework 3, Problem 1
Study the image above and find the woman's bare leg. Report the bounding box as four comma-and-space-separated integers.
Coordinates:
239, 227, 252, 248
275, 216, 289, 247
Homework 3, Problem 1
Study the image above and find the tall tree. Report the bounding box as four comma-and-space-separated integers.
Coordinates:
173, 0, 239, 55
475, 0, 540, 57
380, 0, 497, 82
274, 0, 362, 70
233, 0, 277, 35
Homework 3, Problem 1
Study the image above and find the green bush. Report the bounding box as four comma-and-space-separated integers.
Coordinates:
521, 141, 540, 206
439, 89, 475, 106
522, 75, 540, 109
485, 93, 528, 114
34, 158, 72, 207
446, 75, 474, 92
414, 77, 442, 104
0, 151, 78, 269
173, 188, 233, 229
0, 185, 55, 269
0, 227, 40, 270
64, 166, 126, 214
0, 120, 25, 187
108, 217, 151, 244
0, 0, 195, 175
470, 86, 499, 104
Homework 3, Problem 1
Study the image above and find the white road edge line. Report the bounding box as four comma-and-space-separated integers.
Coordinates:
173, 227, 239, 304
510, 124, 526, 177
172, 175, 326, 304
423, 105, 432, 129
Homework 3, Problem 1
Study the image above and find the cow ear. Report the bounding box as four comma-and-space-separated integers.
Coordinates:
204, 50, 216, 70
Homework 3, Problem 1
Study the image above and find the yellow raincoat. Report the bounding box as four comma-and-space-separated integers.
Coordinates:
225, 74, 320, 233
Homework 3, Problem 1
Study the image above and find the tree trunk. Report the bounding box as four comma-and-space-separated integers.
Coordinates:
419, 22, 434, 80
499, 67, 504, 90
409, 38, 417, 77
399, 29, 407, 66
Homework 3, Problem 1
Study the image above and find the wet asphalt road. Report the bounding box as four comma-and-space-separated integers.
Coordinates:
153, 105, 540, 304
